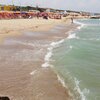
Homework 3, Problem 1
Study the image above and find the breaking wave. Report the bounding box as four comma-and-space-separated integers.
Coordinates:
42, 39, 64, 68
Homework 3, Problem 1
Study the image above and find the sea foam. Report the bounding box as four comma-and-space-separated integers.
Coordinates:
74, 20, 85, 30
67, 33, 79, 39
57, 75, 66, 88
74, 78, 89, 100
42, 39, 64, 68
30, 70, 37, 75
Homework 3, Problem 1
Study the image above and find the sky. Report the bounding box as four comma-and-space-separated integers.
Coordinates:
0, 0, 100, 13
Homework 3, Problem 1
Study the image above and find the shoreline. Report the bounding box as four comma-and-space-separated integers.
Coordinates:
0, 18, 78, 100
41, 24, 79, 100
29, 23, 79, 100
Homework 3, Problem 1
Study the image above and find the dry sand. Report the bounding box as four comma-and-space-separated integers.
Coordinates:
0, 18, 71, 43
0, 18, 77, 100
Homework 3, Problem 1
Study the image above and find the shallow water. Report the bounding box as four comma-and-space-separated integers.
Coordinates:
52, 19, 100, 100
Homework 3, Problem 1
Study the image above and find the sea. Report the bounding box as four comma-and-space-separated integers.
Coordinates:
48, 19, 100, 100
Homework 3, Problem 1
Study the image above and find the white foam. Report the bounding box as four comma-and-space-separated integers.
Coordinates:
57, 75, 66, 88
41, 46, 53, 68
50, 39, 64, 47
77, 23, 85, 30
74, 78, 89, 100
74, 78, 85, 100
67, 33, 76, 39
67, 33, 79, 39
30, 70, 37, 75
57, 74, 75, 99
74, 20, 85, 30
42, 63, 50, 68
44, 51, 53, 61
42, 39, 64, 68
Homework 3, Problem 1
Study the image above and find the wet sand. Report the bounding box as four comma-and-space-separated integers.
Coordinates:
0, 23, 78, 100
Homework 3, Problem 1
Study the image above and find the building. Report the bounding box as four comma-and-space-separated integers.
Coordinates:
0, 5, 4, 10
0, 5, 16, 11
46, 8, 56, 13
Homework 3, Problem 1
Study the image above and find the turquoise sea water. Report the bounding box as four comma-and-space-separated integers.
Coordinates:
52, 19, 100, 100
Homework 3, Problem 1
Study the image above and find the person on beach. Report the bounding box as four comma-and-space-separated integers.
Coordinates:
37, 12, 40, 19
71, 17, 73, 23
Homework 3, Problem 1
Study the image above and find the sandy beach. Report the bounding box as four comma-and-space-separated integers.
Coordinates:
0, 18, 70, 43
0, 18, 77, 100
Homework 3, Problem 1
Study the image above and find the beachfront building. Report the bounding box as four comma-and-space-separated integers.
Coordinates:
66, 10, 90, 18
0, 5, 16, 11
67, 11, 80, 17
29, 10, 40, 13
46, 8, 56, 13
0, 5, 4, 10
80, 12, 90, 17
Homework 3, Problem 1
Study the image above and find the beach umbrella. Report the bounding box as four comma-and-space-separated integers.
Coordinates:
21, 11, 27, 14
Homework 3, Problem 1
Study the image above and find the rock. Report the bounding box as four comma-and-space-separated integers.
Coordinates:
0, 97, 10, 100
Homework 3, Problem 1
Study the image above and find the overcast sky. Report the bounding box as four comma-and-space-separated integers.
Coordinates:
0, 0, 100, 13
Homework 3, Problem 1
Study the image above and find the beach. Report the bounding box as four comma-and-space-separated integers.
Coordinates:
0, 17, 71, 42
0, 18, 78, 100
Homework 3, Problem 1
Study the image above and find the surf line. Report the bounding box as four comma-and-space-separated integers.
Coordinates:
41, 38, 75, 99
42, 39, 64, 68
41, 38, 70, 87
